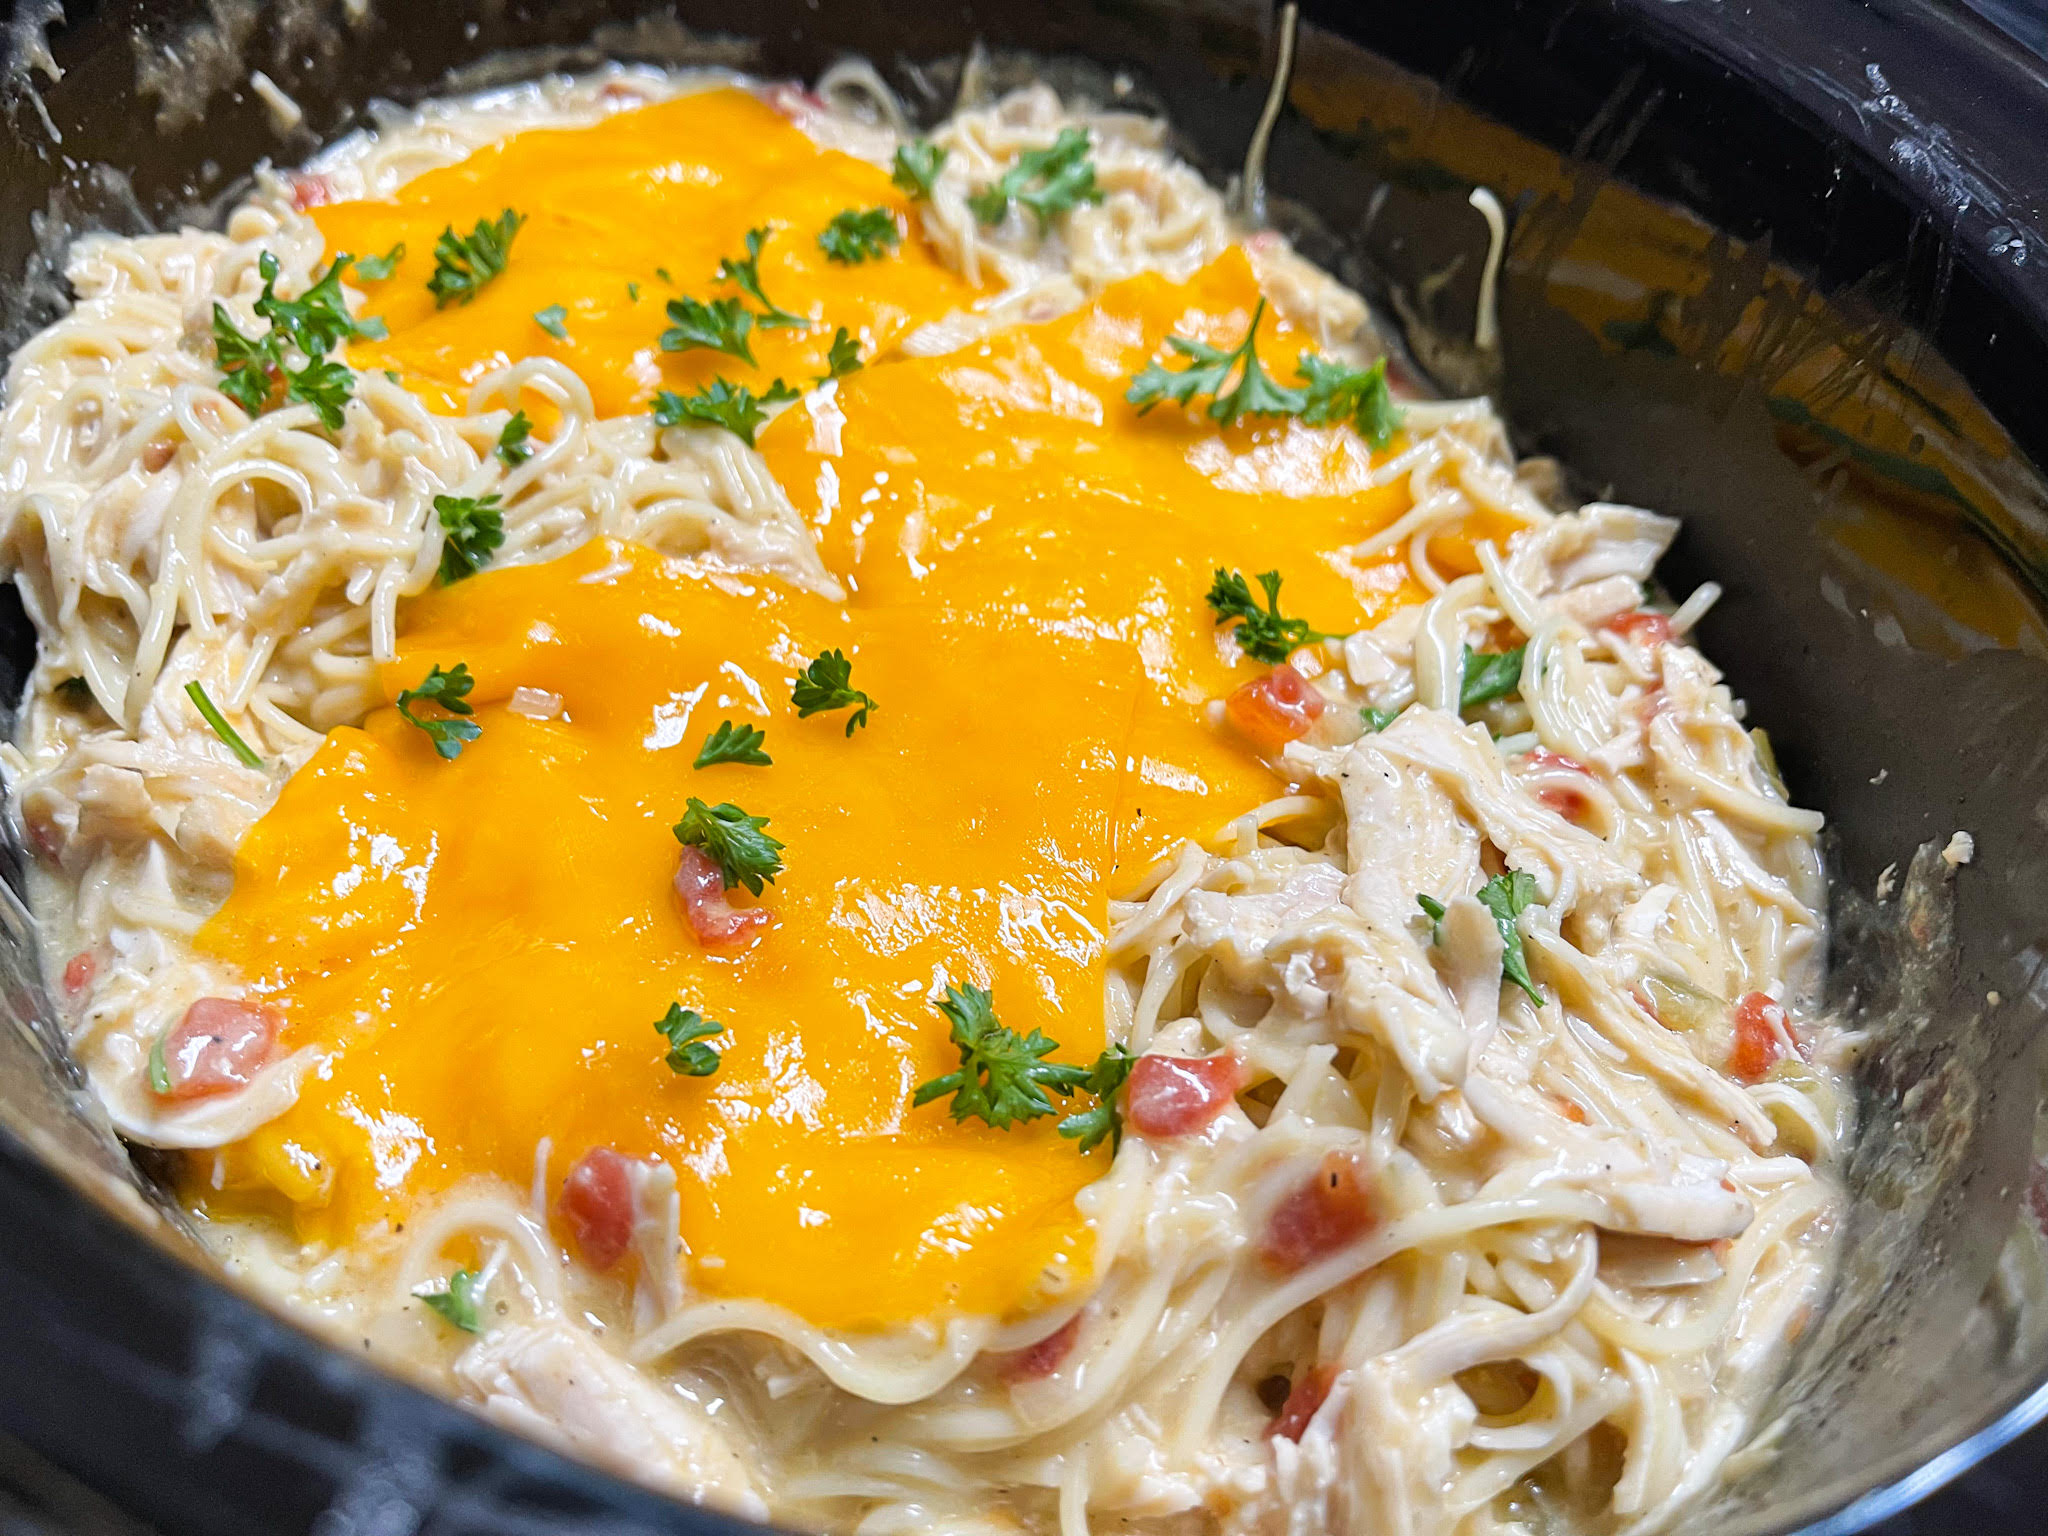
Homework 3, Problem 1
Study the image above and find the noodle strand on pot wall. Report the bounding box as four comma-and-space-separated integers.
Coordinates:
0, 64, 1849, 1536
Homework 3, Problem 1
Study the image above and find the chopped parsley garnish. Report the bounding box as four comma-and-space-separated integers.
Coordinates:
1459, 645, 1526, 711
655, 1003, 725, 1076
1057, 1043, 1135, 1154
1126, 303, 1406, 445
283, 359, 355, 431
256, 252, 381, 355
213, 250, 381, 429
627, 281, 641, 302
672, 797, 784, 894
1361, 705, 1400, 733
660, 295, 756, 363
1415, 875, 1543, 1005
147, 1031, 171, 1095
968, 127, 1103, 229
420, 1269, 482, 1332
1477, 871, 1544, 1005
652, 378, 799, 448
656, 266, 675, 285
184, 681, 263, 768
427, 209, 523, 307
396, 663, 480, 761
533, 304, 569, 340
1127, 297, 1301, 427
495, 410, 533, 467
891, 140, 948, 200
694, 720, 771, 768
819, 327, 862, 384
1205, 569, 1332, 665
913, 983, 1091, 1129
353, 242, 404, 282
818, 207, 900, 264
791, 649, 876, 735
1297, 353, 1402, 449
434, 494, 504, 584
718, 226, 806, 329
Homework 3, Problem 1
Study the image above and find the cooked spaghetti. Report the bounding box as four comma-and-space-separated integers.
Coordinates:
0, 63, 1849, 1536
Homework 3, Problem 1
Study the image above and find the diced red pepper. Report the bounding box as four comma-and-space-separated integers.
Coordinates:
62, 951, 96, 998
1127, 1053, 1241, 1137
1003, 1314, 1081, 1380
289, 173, 332, 211
1730, 992, 1788, 1083
674, 845, 771, 948
560, 1147, 637, 1271
1608, 611, 1673, 648
1225, 664, 1324, 754
1268, 1365, 1336, 1441
1260, 1151, 1376, 1273
157, 997, 278, 1100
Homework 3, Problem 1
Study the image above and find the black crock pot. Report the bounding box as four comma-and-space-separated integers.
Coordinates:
2, 1, 2047, 1532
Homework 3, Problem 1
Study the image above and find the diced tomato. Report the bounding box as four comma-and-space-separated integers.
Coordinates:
1003, 1314, 1081, 1380
1608, 611, 1674, 648
1225, 664, 1324, 754
673, 845, 771, 948
560, 1147, 637, 1270
760, 82, 827, 121
1268, 1365, 1336, 1441
1127, 1053, 1240, 1137
288, 173, 332, 211
1260, 1151, 1376, 1273
1555, 1095, 1588, 1125
61, 951, 96, 998
1525, 748, 1595, 822
1729, 992, 1788, 1083
157, 997, 278, 1100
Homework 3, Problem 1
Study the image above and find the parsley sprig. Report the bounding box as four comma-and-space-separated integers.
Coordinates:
397, 663, 480, 761
791, 649, 876, 735
496, 411, 533, 467
819, 327, 862, 384
1057, 1043, 1134, 1153
1127, 297, 1300, 427
694, 721, 771, 768
534, 304, 569, 340
353, 243, 404, 282
968, 128, 1103, 229
1459, 645, 1526, 711
819, 207, 900, 264
420, 1268, 482, 1332
653, 378, 799, 447
672, 797, 784, 894
1126, 301, 1404, 445
1206, 569, 1333, 665
655, 1003, 725, 1076
1416, 872, 1544, 1005
892, 140, 948, 200
912, 984, 1131, 1152
434, 494, 504, 584
428, 210, 523, 307
213, 251, 381, 429
718, 226, 806, 329
661, 296, 758, 364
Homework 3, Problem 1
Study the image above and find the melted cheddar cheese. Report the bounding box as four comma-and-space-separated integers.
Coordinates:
312, 88, 976, 417
195, 116, 1465, 1332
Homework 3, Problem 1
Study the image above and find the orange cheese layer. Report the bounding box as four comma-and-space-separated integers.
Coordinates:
311, 88, 976, 417
192, 235, 1465, 1329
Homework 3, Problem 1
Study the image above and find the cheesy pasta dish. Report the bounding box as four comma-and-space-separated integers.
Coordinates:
0, 62, 1849, 1536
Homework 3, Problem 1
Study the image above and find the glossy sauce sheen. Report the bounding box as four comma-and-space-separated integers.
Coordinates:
194, 99, 1474, 1333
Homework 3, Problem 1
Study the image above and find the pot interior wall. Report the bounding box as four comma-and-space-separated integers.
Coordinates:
0, 2, 2044, 1533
